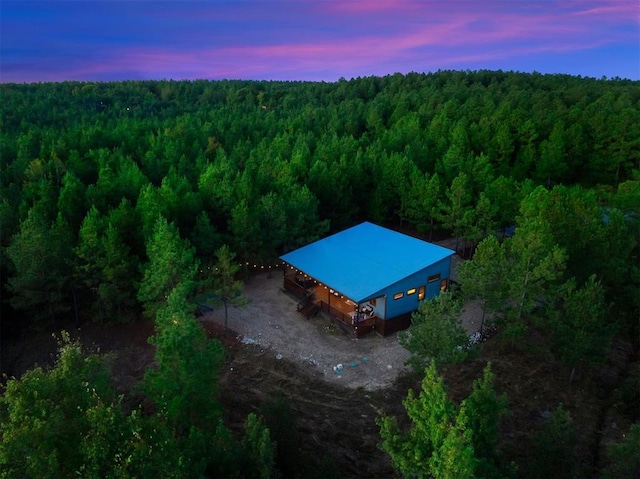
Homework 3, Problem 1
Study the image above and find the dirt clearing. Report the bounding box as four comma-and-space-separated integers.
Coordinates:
200, 263, 481, 391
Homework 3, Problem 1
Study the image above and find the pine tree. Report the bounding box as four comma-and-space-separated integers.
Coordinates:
0, 333, 122, 478
378, 362, 509, 479
457, 234, 509, 334
144, 284, 225, 433
399, 291, 470, 370
378, 361, 455, 478
241, 413, 276, 479
547, 275, 611, 383
137, 216, 198, 319
439, 172, 474, 253
528, 405, 576, 479
210, 244, 247, 330
6, 208, 73, 322
462, 363, 509, 478
603, 423, 640, 479
504, 217, 566, 338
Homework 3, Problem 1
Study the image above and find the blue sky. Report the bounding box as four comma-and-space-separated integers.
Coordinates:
1, 0, 638, 83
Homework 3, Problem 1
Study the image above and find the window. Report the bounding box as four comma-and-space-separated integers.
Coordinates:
418, 286, 425, 301
407, 288, 416, 295
393, 292, 404, 300
427, 273, 441, 283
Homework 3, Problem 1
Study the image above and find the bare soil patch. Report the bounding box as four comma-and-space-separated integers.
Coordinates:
200, 266, 481, 392
0, 318, 156, 405
202, 272, 409, 391
215, 338, 403, 478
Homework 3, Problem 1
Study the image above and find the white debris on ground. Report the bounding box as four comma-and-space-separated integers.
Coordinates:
468, 331, 482, 345
300, 354, 320, 367
239, 336, 260, 345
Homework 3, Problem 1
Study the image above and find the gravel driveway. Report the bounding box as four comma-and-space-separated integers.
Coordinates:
201, 263, 482, 391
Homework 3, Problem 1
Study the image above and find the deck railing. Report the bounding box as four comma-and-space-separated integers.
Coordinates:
320, 302, 375, 337
283, 275, 310, 300
320, 302, 350, 324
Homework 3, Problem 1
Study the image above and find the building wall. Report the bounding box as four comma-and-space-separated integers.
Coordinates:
425, 257, 452, 300
374, 256, 452, 320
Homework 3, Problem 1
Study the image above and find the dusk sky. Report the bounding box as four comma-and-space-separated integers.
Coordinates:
1, 1, 638, 83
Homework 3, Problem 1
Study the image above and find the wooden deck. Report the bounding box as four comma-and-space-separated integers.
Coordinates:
315, 287, 375, 338
283, 274, 313, 300
318, 302, 375, 338
283, 274, 375, 337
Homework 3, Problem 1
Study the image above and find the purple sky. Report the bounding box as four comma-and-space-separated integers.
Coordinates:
1, 1, 638, 83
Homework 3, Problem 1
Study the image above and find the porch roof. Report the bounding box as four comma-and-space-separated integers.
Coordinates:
280, 222, 454, 303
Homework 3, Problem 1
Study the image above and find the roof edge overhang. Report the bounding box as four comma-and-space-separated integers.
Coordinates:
282, 261, 361, 303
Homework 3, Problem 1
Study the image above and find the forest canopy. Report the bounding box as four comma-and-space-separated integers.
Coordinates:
1, 70, 638, 328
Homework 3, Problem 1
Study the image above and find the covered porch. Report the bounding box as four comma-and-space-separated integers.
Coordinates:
283, 267, 376, 338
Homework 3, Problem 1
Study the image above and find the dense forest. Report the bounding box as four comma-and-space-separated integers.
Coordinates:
1, 71, 639, 478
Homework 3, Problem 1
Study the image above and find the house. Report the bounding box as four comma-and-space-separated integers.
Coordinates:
280, 222, 455, 337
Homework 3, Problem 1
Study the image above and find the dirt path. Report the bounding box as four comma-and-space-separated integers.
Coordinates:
201, 262, 482, 391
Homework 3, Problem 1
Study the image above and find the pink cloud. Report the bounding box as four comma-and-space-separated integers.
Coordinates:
86, 0, 634, 81
323, 0, 418, 14
571, 0, 639, 19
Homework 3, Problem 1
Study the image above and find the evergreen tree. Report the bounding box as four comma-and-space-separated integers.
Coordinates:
463, 191, 498, 247
429, 405, 477, 479
502, 216, 566, 340
137, 216, 198, 319
257, 191, 287, 261
378, 361, 508, 479
230, 197, 263, 270
75, 206, 103, 299
241, 413, 276, 479
210, 244, 247, 330
56, 170, 87, 234
281, 183, 329, 253
527, 405, 576, 479
378, 361, 456, 478
399, 291, 470, 371
536, 120, 568, 187
144, 284, 225, 433
97, 223, 139, 322
6, 208, 73, 322
602, 423, 640, 479
439, 172, 474, 253
189, 210, 223, 259
400, 171, 443, 239
457, 234, 509, 334
547, 275, 612, 383
75, 207, 139, 322
0, 333, 123, 478
461, 363, 509, 478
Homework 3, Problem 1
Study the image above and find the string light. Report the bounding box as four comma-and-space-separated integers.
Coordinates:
203, 262, 284, 273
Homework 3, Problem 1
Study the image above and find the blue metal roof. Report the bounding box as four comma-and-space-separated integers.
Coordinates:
280, 222, 455, 303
